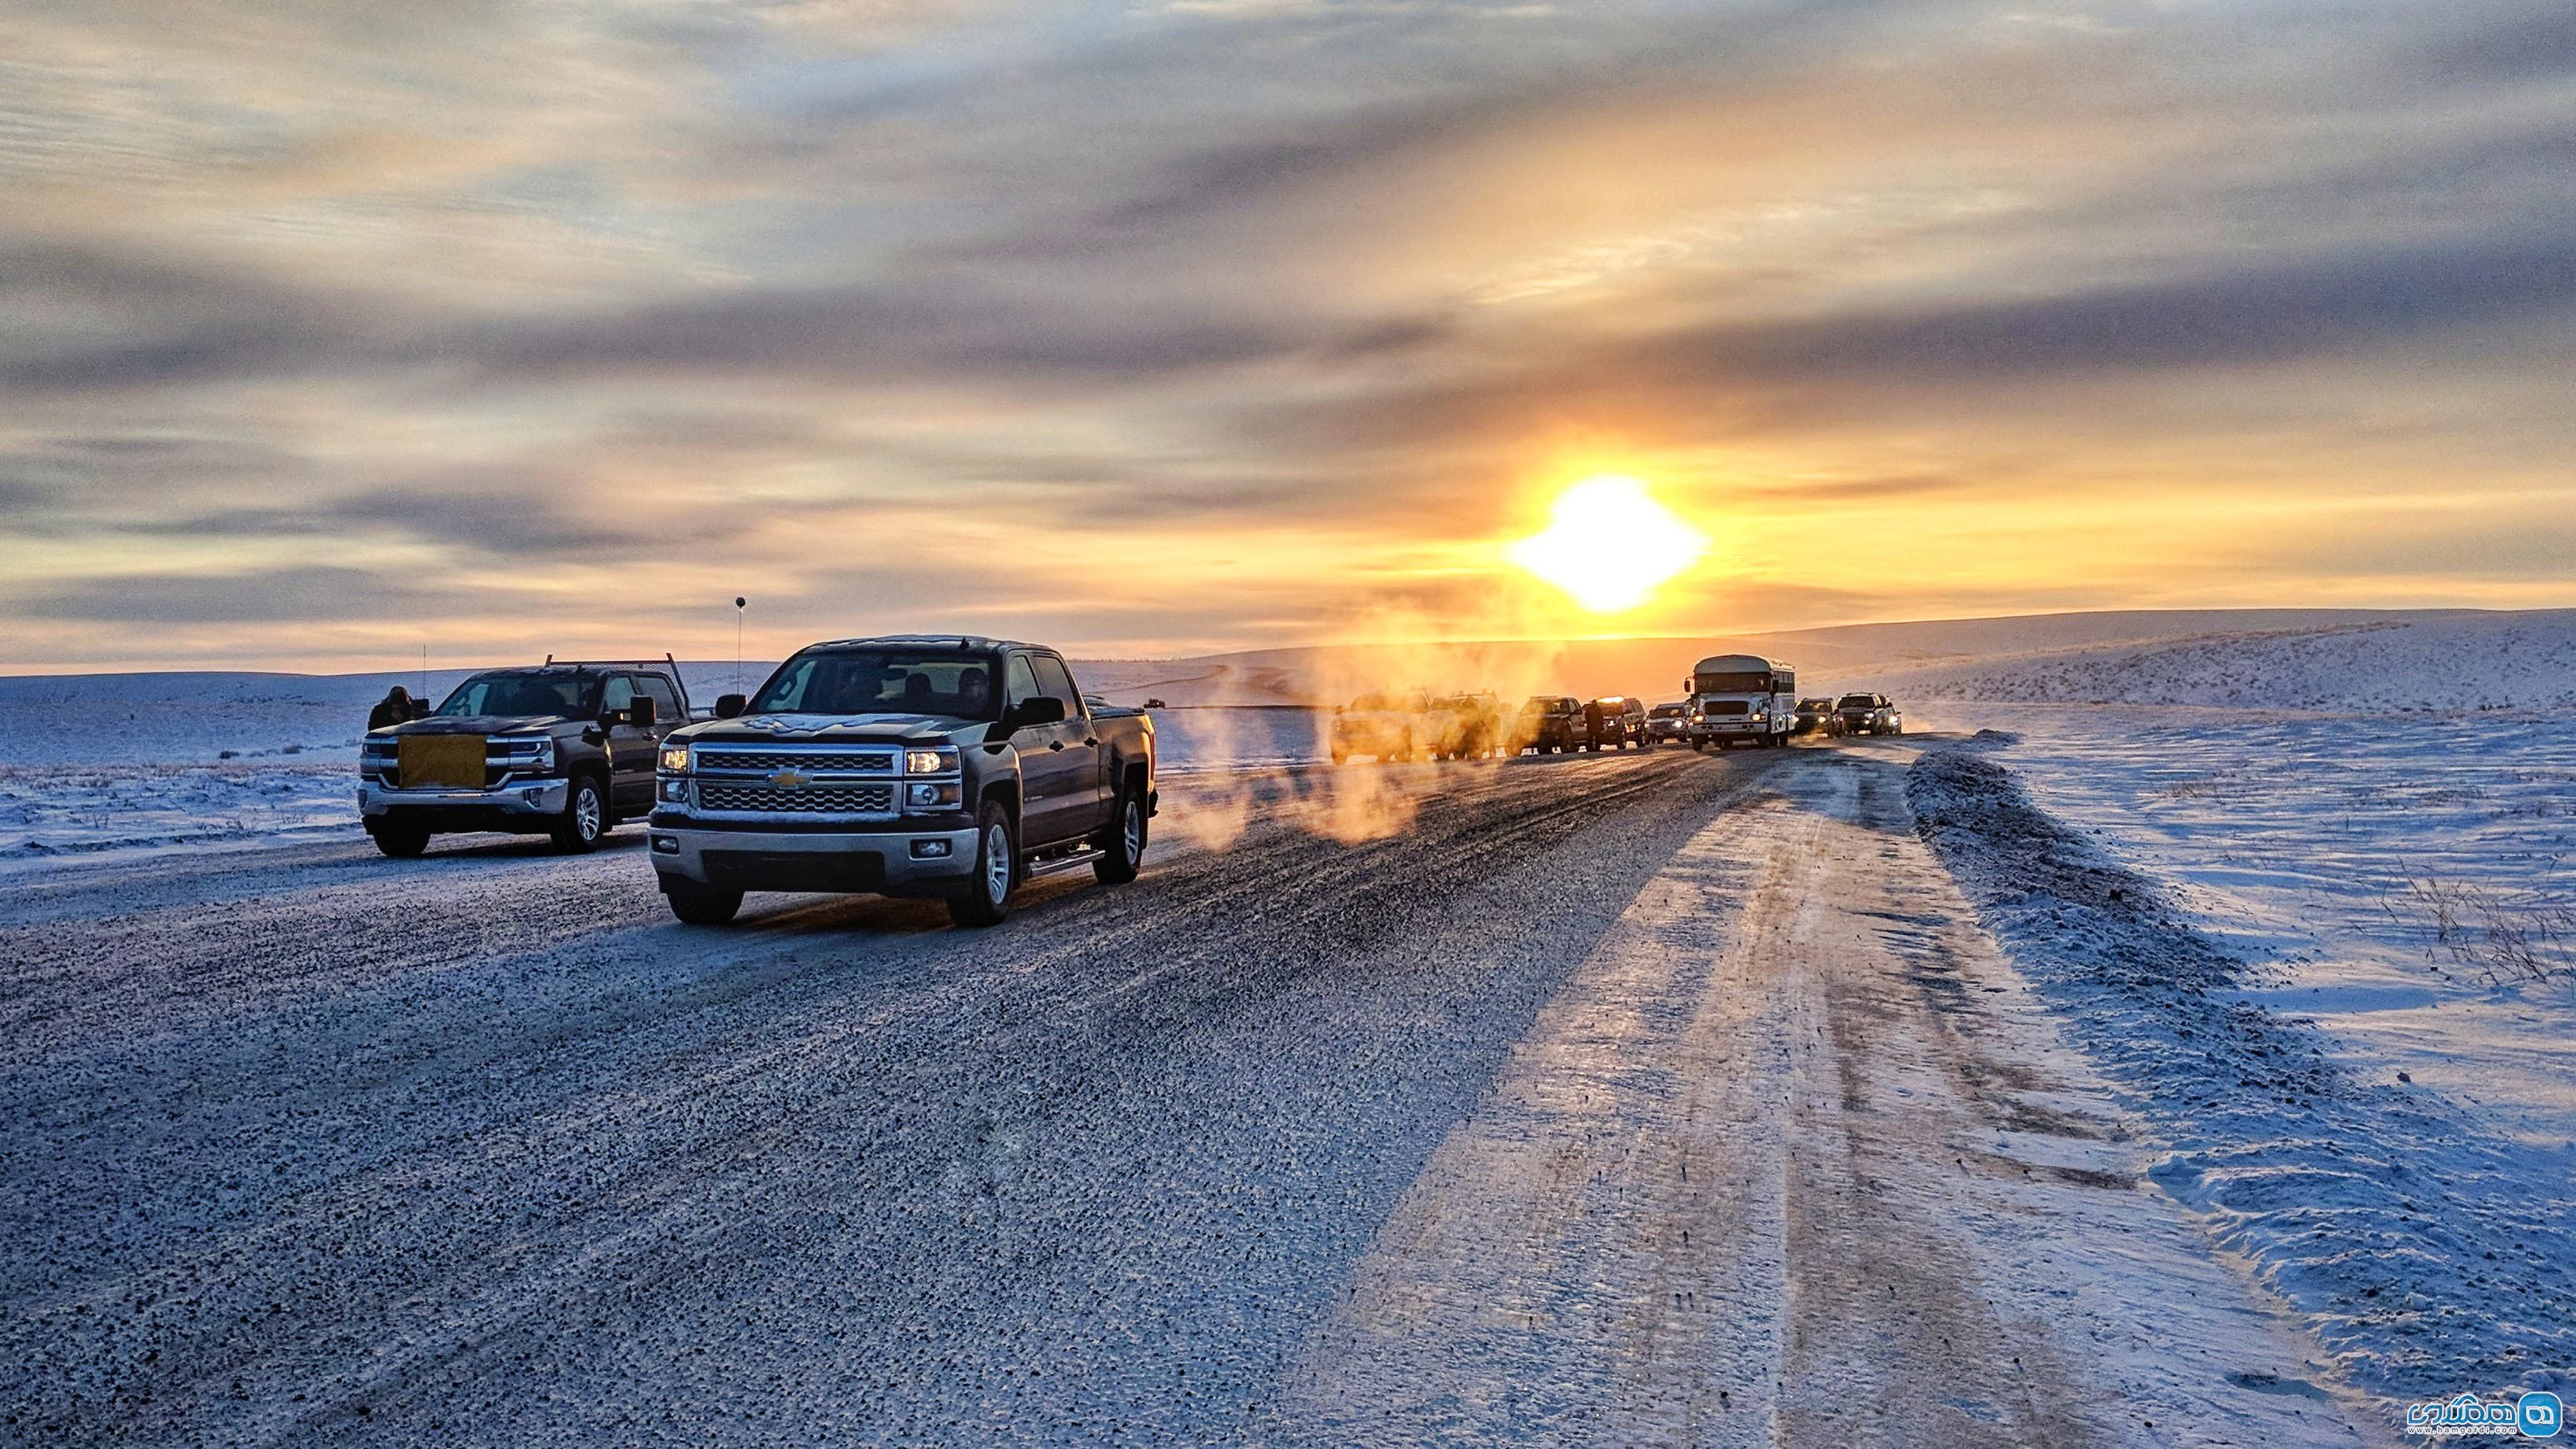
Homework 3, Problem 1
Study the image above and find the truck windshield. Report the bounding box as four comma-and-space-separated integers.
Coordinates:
1837, 695, 1875, 709
438, 673, 600, 719
1651, 705, 1686, 719
750, 650, 1000, 720
1694, 671, 1771, 693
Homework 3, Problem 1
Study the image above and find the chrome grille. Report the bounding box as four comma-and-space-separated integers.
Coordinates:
697, 783, 896, 815
695, 747, 895, 774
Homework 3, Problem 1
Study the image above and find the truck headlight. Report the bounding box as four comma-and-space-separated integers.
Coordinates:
660, 745, 691, 774
904, 781, 963, 809
904, 747, 959, 775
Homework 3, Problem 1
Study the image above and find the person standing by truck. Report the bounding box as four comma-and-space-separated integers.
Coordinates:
367, 685, 415, 731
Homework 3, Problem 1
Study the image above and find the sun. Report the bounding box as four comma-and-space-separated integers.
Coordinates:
1504, 474, 1709, 614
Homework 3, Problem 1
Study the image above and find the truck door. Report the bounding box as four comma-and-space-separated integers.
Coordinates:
1004, 654, 1075, 847
1027, 654, 1102, 845
600, 675, 656, 814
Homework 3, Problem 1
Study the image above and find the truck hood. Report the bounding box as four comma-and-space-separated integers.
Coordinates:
377, 715, 572, 736
668, 711, 974, 744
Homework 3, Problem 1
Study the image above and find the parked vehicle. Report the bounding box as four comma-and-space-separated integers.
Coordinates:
1683, 655, 1796, 749
649, 636, 1155, 927
1792, 697, 1834, 735
359, 658, 690, 858
1589, 696, 1648, 749
1644, 701, 1692, 744
1428, 692, 1505, 759
1510, 695, 1589, 754
1829, 693, 1903, 736
1333, 691, 1429, 764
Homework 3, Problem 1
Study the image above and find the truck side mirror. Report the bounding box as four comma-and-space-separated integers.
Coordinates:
629, 696, 656, 729
715, 693, 748, 719
1012, 695, 1068, 729
1681, 679, 1692, 692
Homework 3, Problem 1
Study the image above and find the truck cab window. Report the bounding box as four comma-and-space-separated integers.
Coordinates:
1032, 655, 1081, 711
635, 675, 680, 721
600, 676, 635, 715
1004, 655, 1042, 710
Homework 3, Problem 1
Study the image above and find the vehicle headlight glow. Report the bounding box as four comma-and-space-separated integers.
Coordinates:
905, 747, 959, 775
660, 745, 691, 774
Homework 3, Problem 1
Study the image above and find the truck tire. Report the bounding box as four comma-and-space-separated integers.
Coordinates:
551, 773, 606, 854
666, 883, 743, 925
948, 800, 1017, 928
1094, 786, 1146, 885
369, 821, 430, 858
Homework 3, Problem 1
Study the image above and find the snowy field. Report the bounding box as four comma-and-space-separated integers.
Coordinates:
1895, 651, 2574, 1400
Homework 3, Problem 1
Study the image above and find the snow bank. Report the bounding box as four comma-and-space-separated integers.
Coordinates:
1910, 743, 2576, 1400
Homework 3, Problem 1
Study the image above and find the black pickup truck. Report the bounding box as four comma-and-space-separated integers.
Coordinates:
647, 635, 1157, 927
358, 659, 690, 857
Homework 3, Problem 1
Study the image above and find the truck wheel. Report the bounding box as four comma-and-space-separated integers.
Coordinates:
666, 883, 743, 925
1094, 787, 1146, 885
551, 774, 605, 854
369, 821, 430, 858
948, 800, 1017, 928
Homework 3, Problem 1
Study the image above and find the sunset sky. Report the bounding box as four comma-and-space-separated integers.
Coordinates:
3, 0, 2571, 671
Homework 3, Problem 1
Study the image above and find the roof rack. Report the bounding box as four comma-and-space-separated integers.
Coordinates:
539, 653, 682, 673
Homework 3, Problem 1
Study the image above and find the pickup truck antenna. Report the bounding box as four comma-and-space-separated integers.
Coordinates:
734, 597, 747, 693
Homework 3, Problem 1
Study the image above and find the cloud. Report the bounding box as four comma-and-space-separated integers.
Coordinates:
1654, 231, 2576, 383
1, 0, 2574, 667
19, 567, 450, 625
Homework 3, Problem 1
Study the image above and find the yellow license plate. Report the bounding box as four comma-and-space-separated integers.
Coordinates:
399, 734, 486, 789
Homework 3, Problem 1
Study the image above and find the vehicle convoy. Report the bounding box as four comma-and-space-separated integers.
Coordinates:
1589, 696, 1648, 749
359, 659, 689, 858
1512, 695, 1591, 754
1644, 701, 1692, 745
1792, 696, 1835, 735
1683, 654, 1796, 749
1830, 692, 1904, 736
648, 636, 1155, 927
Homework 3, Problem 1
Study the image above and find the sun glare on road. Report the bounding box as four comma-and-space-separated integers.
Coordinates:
1505, 474, 1709, 613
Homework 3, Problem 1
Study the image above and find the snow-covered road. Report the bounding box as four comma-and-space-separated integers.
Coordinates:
3, 744, 2379, 1444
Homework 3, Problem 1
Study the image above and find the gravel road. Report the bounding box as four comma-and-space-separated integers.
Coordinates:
2, 744, 2378, 1445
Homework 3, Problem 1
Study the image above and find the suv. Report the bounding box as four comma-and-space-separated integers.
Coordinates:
359, 658, 689, 857
650, 636, 1155, 927
1830, 693, 1903, 736
1332, 691, 1431, 764
1644, 701, 1692, 745
1510, 696, 1588, 754
1428, 692, 1505, 759
1791, 698, 1834, 735
1587, 697, 1648, 749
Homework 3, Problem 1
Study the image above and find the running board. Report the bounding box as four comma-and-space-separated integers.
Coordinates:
1022, 847, 1105, 879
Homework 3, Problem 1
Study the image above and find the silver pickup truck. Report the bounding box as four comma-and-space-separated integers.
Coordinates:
647, 635, 1156, 927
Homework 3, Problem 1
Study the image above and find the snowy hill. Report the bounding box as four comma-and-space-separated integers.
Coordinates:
1871, 611, 2576, 712
1074, 609, 2576, 712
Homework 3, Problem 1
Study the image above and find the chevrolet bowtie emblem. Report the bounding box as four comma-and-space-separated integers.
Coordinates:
769, 769, 810, 789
